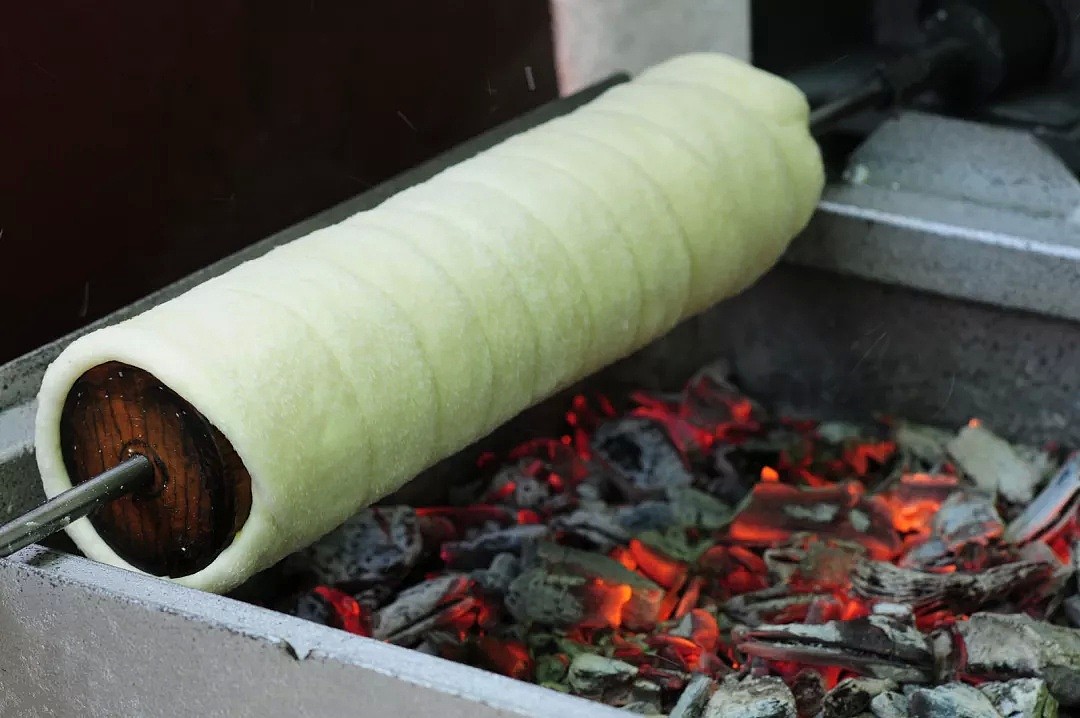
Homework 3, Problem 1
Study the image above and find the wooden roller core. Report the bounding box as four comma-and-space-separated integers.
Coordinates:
58, 362, 252, 577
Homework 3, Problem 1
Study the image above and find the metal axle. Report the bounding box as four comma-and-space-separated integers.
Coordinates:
0, 455, 154, 557
808, 37, 969, 137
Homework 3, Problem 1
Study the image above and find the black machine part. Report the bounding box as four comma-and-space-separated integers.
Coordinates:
919, 0, 1068, 105
809, 0, 1067, 134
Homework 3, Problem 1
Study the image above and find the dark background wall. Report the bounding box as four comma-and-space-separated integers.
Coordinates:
0, 2, 558, 364
752, 0, 874, 74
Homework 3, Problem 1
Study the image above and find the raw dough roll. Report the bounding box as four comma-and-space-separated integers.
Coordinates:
35, 52, 823, 593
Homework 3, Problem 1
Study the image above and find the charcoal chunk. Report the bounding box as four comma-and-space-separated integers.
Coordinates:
734, 613, 934, 683
505, 542, 663, 630
956, 613, 1080, 706
723, 586, 826, 627
705, 676, 796, 718
851, 558, 1052, 614
485, 465, 552, 508
440, 524, 548, 570
947, 424, 1042, 504
551, 507, 631, 550
637, 526, 713, 563
617, 501, 677, 533
707, 445, 757, 505
632, 679, 663, 705
511, 479, 548, 507
292, 591, 332, 625
622, 701, 663, 715
791, 669, 825, 718
895, 422, 953, 466
535, 657, 570, 687
931, 491, 1004, 551
371, 573, 470, 641
816, 421, 868, 444
980, 678, 1059, 718
471, 552, 521, 595
909, 683, 1000, 718
869, 692, 909, 718
824, 678, 898, 718
1065, 595, 1080, 628
668, 487, 734, 529
1006, 455, 1080, 544
567, 653, 638, 696
504, 568, 587, 627
513, 475, 552, 509
299, 506, 422, 583
729, 481, 900, 560
592, 417, 693, 496
670, 674, 715, 718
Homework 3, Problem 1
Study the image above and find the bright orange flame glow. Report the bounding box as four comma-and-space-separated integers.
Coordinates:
878, 474, 953, 534
727, 522, 789, 545
516, 509, 541, 525
629, 539, 688, 590
845, 441, 896, 475
688, 609, 719, 652
436, 597, 481, 639
609, 545, 637, 571
657, 587, 680, 622
582, 580, 633, 629
890, 501, 941, 533
673, 576, 704, 619
760, 466, 780, 482
313, 586, 369, 637
647, 634, 702, 671
730, 398, 754, 424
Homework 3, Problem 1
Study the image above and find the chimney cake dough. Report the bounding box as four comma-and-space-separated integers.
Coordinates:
35, 53, 823, 592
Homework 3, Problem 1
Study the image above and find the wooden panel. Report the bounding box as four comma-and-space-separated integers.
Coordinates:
59, 362, 251, 576
0, 1, 558, 363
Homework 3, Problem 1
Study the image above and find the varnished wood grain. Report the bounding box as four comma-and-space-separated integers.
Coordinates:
59, 362, 252, 577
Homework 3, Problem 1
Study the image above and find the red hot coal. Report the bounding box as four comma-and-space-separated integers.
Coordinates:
264, 362, 1080, 717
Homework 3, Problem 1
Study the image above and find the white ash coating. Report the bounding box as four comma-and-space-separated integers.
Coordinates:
705, 676, 796, 718
979, 678, 1057, 718
947, 424, 1042, 503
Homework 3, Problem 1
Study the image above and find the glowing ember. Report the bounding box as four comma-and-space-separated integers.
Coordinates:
312, 586, 370, 637
478, 636, 534, 680
729, 481, 901, 559
583, 580, 634, 629
628, 539, 688, 590
281, 363, 1080, 714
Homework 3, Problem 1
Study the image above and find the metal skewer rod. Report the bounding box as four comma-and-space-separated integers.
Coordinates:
809, 76, 887, 136
807, 37, 969, 138
0, 454, 154, 558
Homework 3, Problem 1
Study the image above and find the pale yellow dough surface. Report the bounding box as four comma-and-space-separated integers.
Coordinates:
35, 53, 823, 592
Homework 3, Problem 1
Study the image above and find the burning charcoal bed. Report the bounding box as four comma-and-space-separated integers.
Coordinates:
242, 360, 1080, 717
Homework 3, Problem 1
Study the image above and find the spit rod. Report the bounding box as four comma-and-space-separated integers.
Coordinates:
808, 37, 969, 137
0, 454, 154, 557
